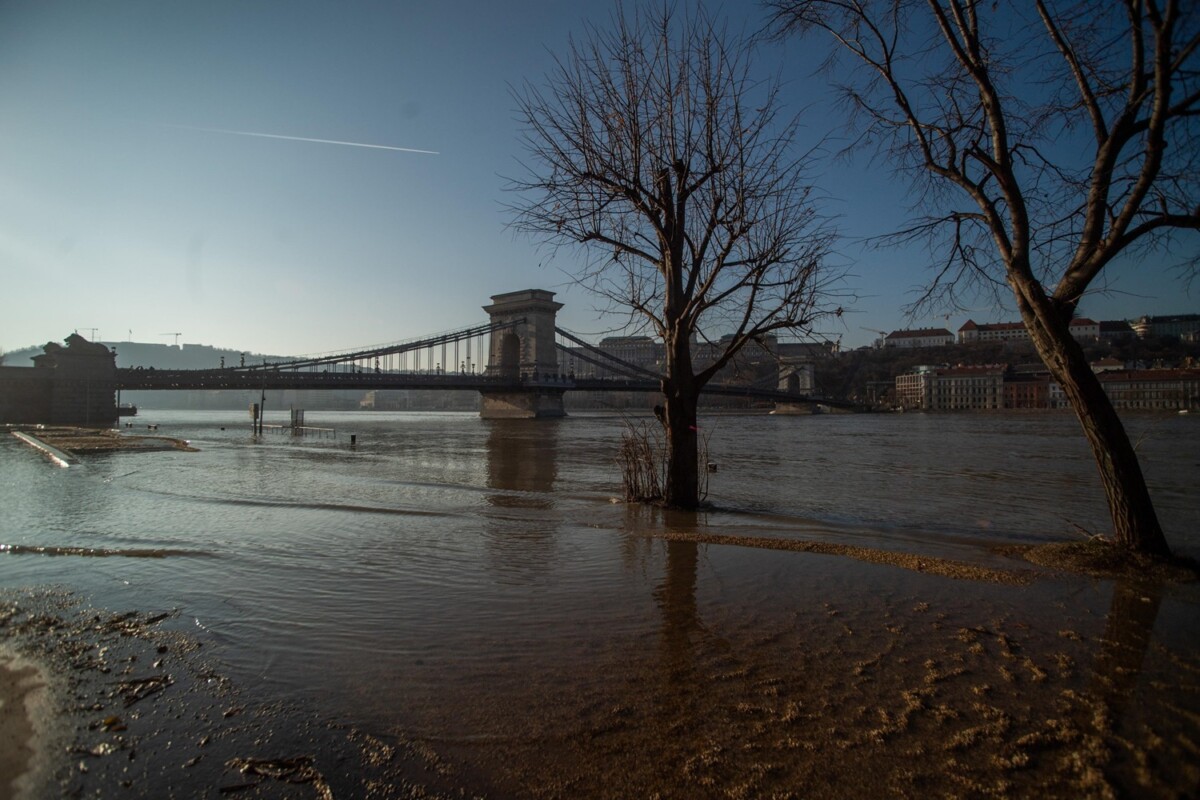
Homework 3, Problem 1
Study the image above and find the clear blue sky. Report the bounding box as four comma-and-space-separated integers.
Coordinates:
1, 0, 1195, 357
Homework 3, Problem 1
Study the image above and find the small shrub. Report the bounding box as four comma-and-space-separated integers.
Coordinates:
618, 420, 664, 502
618, 418, 715, 504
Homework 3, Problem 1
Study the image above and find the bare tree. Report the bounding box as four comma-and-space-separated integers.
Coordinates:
769, 0, 1199, 555
509, 3, 841, 508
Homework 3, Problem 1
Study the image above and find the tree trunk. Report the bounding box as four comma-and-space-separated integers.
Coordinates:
662, 378, 700, 509
1019, 295, 1171, 557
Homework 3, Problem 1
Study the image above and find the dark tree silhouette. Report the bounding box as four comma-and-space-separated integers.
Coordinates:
509, 3, 841, 508
769, 0, 1199, 555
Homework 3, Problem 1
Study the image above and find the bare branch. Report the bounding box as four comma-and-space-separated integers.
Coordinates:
509, 1, 845, 507
768, 0, 1194, 553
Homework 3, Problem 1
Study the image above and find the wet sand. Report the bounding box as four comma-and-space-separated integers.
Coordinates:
0, 589, 469, 799
656, 529, 1037, 585
408, 544, 1200, 798
0, 646, 53, 800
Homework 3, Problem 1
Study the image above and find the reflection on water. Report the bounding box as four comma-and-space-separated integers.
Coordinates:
656, 537, 701, 679
1092, 580, 1163, 713
2, 409, 1199, 796
483, 419, 561, 584
485, 419, 559, 507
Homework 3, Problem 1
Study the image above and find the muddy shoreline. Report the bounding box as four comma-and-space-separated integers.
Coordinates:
4, 557, 1199, 799
0, 589, 475, 799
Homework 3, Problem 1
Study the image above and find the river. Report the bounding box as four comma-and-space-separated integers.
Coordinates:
3, 409, 1198, 797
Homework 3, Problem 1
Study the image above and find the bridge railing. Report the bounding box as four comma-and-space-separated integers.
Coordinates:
218, 319, 524, 374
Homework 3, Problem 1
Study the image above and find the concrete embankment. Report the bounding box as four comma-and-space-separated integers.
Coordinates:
8, 427, 195, 463
9, 431, 77, 467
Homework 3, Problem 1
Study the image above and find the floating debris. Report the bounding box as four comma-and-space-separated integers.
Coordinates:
225, 756, 333, 800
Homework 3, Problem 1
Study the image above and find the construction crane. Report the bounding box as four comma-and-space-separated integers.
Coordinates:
860, 326, 890, 348
160, 332, 183, 347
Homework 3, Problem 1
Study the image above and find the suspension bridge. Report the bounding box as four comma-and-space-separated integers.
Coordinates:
3, 290, 852, 424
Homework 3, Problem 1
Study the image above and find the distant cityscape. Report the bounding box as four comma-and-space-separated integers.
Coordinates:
873, 314, 1199, 349
564, 313, 1200, 412
875, 313, 1200, 411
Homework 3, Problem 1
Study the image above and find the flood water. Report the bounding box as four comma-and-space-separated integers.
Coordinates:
3, 409, 1199, 796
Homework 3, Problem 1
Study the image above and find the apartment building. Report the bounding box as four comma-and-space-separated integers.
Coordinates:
896, 364, 1199, 411
894, 366, 936, 409
928, 365, 1007, 410
894, 364, 1005, 410
1097, 369, 1200, 410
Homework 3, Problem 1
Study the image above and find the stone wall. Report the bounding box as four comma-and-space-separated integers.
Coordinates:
0, 367, 53, 424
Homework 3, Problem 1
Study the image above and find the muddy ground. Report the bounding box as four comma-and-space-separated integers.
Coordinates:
0, 588, 476, 799
3, 540, 1199, 799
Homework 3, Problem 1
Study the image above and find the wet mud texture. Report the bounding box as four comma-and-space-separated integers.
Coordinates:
0, 589, 477, 800
406, 547, 1200, 799
4, 567, 1200, 799
656, 530, 1036, 585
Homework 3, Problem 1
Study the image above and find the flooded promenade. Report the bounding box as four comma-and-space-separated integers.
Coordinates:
2, 410, 1198, 797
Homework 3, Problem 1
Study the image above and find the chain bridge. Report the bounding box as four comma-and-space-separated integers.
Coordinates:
2, 290, 852, 424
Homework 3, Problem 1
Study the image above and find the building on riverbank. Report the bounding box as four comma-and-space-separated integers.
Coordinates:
1098, 368, 1200, 410
894, 363, 1200, 411
895, 364, 1007, 411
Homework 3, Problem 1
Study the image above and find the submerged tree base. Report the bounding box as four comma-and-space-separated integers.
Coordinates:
1016, 540, 1199, 583
618, 418, 712, 506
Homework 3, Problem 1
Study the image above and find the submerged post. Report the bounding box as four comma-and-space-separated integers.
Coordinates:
479, 289, 566, 419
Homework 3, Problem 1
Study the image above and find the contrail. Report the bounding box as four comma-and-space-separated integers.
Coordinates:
165, 124, 439, 154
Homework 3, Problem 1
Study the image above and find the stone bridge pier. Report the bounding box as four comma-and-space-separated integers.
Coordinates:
479, 289, 566, 418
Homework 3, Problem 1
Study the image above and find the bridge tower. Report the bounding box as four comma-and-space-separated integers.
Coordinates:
479, 289, 566, 418
0, 334, 118, 425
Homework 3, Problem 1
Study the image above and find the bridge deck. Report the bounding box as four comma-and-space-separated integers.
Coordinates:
115, 368, 854, 408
